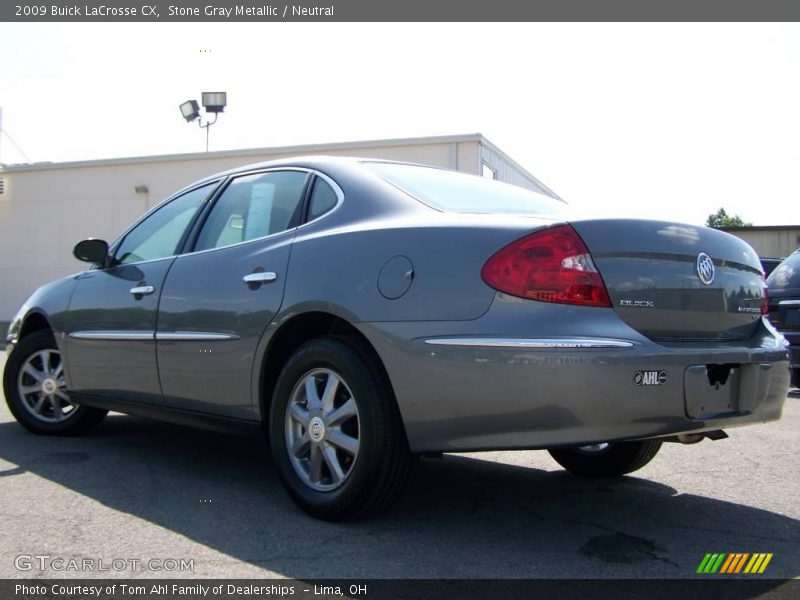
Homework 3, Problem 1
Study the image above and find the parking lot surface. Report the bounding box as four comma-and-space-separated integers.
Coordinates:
0, 350, 798, 580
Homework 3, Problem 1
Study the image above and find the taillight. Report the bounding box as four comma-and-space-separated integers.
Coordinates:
761, 283, 769, 316
481, 224, 611, 308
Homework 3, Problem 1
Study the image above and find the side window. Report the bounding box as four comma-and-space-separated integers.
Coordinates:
115, 183, 215, 265
194, 170, 308, 252
307, 178, 339, 221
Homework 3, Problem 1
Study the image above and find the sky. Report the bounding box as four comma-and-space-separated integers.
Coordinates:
1, 22, 799, 226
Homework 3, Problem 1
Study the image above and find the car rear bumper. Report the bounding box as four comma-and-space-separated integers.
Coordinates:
776, 331, 799, 368
358, 296, 791, 453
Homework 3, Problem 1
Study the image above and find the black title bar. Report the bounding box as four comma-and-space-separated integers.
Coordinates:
4, 0, 800, 22
3, 579, 800, 600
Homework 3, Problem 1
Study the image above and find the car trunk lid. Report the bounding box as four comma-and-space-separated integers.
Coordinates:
570, 219, 766, 342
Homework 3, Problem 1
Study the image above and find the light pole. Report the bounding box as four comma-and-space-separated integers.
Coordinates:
179, 92, 227, 152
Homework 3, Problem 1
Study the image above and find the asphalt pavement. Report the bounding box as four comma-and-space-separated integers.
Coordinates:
0, 350, 798, 580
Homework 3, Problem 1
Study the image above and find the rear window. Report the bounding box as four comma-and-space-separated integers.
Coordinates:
767, 251, 800, 290
365, 162, 566, 215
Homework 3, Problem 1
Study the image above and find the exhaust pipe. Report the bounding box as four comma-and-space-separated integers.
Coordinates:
674, 430, 729, 444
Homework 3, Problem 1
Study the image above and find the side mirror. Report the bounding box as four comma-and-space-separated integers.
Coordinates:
73, 238, 109, 264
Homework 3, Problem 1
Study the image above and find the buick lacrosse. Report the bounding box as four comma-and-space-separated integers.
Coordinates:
3, 157, 790, 519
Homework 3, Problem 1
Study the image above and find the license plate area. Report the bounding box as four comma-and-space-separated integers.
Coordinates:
684, 363, 772, 419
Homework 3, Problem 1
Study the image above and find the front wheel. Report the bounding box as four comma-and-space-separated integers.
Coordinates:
3, 330, 108, 435
269, 337, 416, 520
548, 440, 662, 478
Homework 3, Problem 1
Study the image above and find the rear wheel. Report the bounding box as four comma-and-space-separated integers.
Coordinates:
269, 337, 416, 520
3, 330, 108, 435
548, 440, 661, 478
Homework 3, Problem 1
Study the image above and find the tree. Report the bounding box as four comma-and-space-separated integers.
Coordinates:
706, 207, 752, 228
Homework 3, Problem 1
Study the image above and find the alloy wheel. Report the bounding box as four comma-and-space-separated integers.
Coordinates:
284, 368, 360, 492
16, 349, 76, 423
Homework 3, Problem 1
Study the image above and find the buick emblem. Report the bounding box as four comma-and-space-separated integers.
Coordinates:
308, 417, 325, 442
696, 252, 715, 285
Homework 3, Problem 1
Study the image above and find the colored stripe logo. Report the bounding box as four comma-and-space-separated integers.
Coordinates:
696, 553, 773, 574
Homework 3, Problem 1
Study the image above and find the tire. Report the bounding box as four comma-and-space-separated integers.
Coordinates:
3, 329, 108, 435
792, 368, 799, 389
269, 336, 416, 520
548, 440, 662, 478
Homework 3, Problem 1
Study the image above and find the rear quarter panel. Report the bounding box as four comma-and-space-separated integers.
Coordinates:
279, 164, 559, 322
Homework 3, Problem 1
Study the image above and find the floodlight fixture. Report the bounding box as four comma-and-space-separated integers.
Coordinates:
201, 92, 227, 113
179, 91, 227, 152
179, 100, 200, 122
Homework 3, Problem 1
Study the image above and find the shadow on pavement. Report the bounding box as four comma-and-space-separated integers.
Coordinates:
0, 414, 797, 581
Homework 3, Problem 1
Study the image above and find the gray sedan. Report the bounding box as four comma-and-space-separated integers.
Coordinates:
2, 157, 790, 520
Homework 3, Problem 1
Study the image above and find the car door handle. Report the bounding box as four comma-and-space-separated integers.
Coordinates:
130, 285, 155, 296
243, 272, 277, 284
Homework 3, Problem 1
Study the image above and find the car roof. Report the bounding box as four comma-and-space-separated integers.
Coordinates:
191, 155, 416, 187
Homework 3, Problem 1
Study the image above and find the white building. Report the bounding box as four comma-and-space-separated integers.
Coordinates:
720, 225, 800, 259
0, 133, 556, 323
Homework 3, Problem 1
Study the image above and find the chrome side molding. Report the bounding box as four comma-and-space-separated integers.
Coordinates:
424, 337, 636, 349
156, 332, 240, 341
69, 331, 154, 341
69, 331, 239, 341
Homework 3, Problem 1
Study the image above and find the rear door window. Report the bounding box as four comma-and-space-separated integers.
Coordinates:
307, 178, 339, 221
194, 170, 308, 252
